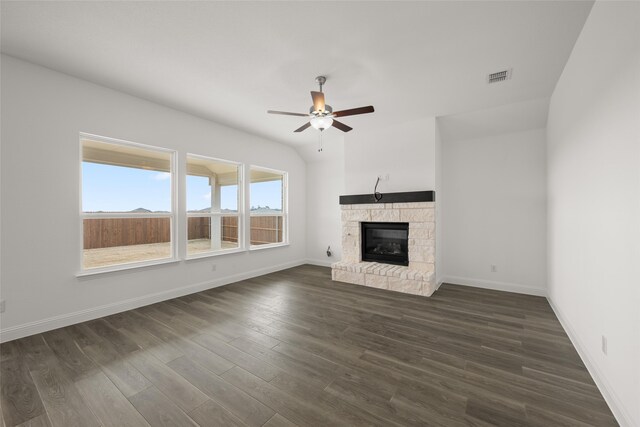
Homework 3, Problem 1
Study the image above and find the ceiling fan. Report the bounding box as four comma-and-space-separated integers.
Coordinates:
267, 76, 374, 133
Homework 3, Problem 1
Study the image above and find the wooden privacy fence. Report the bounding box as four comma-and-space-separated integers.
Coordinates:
83, 217, 170, 249
250, 216, 284, 245
219, 216, 284, 245
188, 216, 210, 241
84, 215, 283, 249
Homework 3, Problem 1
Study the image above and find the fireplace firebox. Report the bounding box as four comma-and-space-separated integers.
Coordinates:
361, 222, 409, 266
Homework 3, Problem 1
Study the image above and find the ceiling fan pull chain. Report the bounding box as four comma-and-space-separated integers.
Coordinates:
318, 132, 324, 152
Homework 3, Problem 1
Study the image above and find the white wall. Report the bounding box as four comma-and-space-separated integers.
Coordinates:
437, 97, 549, 144
442, 128, 547, 295
546, 2, 640, 425
304, 139, 345, 266
0, 55, 307, 341
344, 117, 436, 195
434, 121, 443, 285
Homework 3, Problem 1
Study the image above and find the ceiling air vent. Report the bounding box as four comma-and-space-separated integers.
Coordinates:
487, 68, 512, 84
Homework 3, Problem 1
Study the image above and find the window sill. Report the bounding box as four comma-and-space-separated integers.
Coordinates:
76, 258, 180, 277
185, 247, 246, 261
249, 242, 290, 251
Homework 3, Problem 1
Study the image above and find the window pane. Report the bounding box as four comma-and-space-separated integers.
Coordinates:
187, 157, 239, 214
186, 175, 211, 212
187, 215, 239, 255
82, 140, 172, 213
82, 217, 171, 269
249, 181, 282, 213
186, 155, 241, 255
221, 185, 238, 212
81, 137, 174, 269
250, 215, 284, 246
250, 167, 285, 246
250, 169, 282, 213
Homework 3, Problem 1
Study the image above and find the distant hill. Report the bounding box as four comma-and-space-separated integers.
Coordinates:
185, 207, 281, 214
190, 208, 238, 213
250, 207, 282, 214
86, 206, 280, 214
85, 207, 170, 213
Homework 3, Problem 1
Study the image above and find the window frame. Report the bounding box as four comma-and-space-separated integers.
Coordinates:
78, 133, 178, 275
185, 153, 245, 260
248, 165, 289, 250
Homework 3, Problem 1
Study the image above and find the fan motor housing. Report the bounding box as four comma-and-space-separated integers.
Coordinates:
310, 104, 332, 115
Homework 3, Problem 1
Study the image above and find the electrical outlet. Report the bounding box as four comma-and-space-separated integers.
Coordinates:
602, 335, 607, 355
0, 300, 5, 313
490, 265, 497, 273
211, 264, 217, 272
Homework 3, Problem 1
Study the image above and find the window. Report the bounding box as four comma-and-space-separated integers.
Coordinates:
249, 166, 287, 248
80, 135, 176, 271
187, 155, 242, 257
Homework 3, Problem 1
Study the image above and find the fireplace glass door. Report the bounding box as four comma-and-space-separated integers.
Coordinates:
361, 222, 409, 266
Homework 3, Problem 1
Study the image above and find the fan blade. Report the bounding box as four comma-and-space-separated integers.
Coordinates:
294, 122, 311, 133
311, 91, 325, 112
267, 110, 309, 117
333, 106, 375, 118
331, 119, 353, 133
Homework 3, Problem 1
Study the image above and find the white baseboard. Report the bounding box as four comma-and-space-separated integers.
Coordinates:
0, 259, 306, 343
305, 258, 334, 267
442, 275, 546, 296
547, 298, 633, 427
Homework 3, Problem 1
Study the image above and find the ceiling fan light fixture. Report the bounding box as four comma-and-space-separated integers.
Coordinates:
266, 76, 374, 134
310, 115, 333, 130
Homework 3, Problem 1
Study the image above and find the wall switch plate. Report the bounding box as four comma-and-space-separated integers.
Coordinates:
211, 264, 217, 272
490, 265, 497, 272
602, 336, 607, 355
0, 300, 5, 313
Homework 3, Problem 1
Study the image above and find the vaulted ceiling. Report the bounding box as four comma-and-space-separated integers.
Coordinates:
1, 1, 593, 147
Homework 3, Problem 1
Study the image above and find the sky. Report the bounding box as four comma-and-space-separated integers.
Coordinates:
186, 174, 238, 212
82, 162, 282, 213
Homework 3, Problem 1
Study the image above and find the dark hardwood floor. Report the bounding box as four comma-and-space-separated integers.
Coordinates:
0, 265, 617, 426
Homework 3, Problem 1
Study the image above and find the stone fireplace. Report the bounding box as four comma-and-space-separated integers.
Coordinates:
331, 191, 437, 297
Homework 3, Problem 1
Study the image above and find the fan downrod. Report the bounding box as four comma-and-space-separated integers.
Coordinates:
315, 76, 326, 92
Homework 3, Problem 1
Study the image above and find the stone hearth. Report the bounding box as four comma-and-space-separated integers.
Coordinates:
332, 201, 437, 297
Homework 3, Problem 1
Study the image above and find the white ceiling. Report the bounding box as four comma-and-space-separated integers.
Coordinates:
1, 1, 593, 148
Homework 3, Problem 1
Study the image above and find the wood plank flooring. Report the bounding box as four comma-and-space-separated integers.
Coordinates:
0, 265, 617, 426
